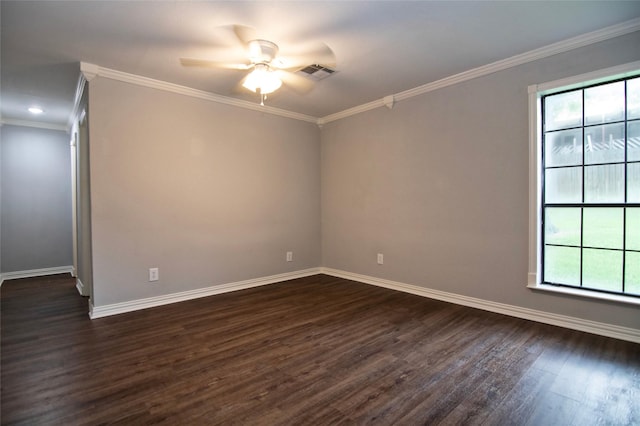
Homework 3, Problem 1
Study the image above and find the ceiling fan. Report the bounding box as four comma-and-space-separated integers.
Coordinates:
180, 25, 336, 106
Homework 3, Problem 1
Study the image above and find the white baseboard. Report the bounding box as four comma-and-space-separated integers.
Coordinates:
5, 264, 638, 343
320, 267, 640, 344
75, 278, 90, 297
0, 266, 74, 286
89, 268, 322, 319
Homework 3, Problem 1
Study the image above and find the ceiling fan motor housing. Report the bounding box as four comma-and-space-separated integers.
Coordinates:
248, 39, 279, 64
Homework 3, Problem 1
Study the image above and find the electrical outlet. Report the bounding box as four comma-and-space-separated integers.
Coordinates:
286, 251, 293, 262
149, 267, 159, 282
377, 253, 384, 265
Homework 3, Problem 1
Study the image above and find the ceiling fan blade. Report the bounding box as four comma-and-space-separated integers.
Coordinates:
180, 58, 252, 70
233, 25, 258, 46
277, 70, 315, 94
276, 42, 336, 70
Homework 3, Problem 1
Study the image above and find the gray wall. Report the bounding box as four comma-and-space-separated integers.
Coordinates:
83, 31, 639, 329
1, 125, 72, 272
321, 31, 640, 329
88, 78, 321, 306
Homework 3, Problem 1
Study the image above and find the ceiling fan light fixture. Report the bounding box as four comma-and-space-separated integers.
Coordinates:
247, 39, 279, 64
242, 64, 282, 95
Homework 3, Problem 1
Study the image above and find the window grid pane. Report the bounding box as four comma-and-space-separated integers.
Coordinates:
542, 76, 640, 298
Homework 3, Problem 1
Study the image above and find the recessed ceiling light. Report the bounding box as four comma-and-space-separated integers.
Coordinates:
28, 106, 44, 114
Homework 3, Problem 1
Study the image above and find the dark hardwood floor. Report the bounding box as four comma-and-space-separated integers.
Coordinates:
1, 274, 639, 425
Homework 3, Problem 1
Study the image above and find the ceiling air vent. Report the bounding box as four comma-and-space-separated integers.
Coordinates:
297, 64, 336, 81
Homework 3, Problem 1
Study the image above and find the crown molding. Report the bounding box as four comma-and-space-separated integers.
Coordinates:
0, 118, 68, 132
77, 18, 639, 128
319, 17, 640, 125
80, 62, 318, 124
318, 98, 385, 125
80, 62, 99, 81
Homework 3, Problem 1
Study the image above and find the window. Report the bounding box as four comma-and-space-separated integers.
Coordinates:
528, 62, 640, 303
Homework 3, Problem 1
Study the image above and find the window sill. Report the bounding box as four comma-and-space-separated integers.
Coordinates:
527, 282, 640, 307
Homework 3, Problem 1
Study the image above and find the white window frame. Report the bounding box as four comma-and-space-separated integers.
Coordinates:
527, 60, 640, 306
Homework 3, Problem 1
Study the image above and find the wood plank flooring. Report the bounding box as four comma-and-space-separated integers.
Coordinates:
1, 273, 639, 425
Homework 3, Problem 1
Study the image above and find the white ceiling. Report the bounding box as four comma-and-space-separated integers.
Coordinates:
2, 1, 640, 128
